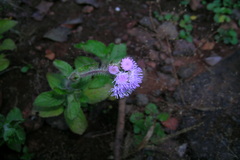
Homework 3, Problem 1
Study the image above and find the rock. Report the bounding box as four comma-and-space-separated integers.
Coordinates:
173, 40, 196, 56
156, 22, 178, 40
149, 49, 160, 61
139, 16, 160, 30
204, 56, 222, 66
128, 28, 156, 47
75, 0, 100, 8
136, 94, 149, 106
177, 143, 188, 157
174, 51, 240, 160
177, 63, 197, 79
160, 65, 173, 74
82, 5, 94, 13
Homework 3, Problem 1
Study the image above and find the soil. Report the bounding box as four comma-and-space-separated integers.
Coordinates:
0, 0, 240, 160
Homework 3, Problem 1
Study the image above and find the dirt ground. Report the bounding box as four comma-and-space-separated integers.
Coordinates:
0, 0, 240, 160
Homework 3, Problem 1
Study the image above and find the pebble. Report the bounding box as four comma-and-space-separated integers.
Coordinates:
157, 22, 178, 40
177, 143, 188, 157
173, 40, 196, 56
149, 49, 160, 61
204, 56, 222, 66
136, 94, 149, 106
160, 65, 173, 74
139, 16, 159, 30
177, 64, 197, 79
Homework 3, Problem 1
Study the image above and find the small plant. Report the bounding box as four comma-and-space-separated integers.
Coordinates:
215, 28, 238, 45
154, 11, 180, 22
0, 107, 26, 152
206, 0, 240, 23
130, 103, 169, 145
179, 14, 193, 42
0, 19, 17, 72
33, 40, 143, 135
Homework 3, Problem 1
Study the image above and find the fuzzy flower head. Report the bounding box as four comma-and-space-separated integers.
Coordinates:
121, 57, 135, 71
108, 65, 119, 75
109, 57, 143, 99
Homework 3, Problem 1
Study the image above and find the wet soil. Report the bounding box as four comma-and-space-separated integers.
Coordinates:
0, 0, 240, 160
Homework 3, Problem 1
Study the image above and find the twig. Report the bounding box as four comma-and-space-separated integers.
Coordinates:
114, 98, 127, 160
123, 122, 203, 159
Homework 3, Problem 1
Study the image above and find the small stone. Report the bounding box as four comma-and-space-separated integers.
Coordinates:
178, 64, 197, 79
115, 7, 121, 12
115, 38, 122, 44
177, 143, 188, 157
149, 49, 160, 61
161, 65, 173, 73
151, 90, 162, 96
146, 61, 157, 68
204, 56, 222, 66
82, 6, 94, 13
139, 16, 159, 30
173, 40, 196, 56
165, 58, 174, 65
136, 94, 149, 106
156, 22, 178, 40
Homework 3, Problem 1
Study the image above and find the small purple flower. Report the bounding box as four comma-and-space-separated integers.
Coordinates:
114, 72, 129, 84
108, 65, 119, 75
110, 58, 143, 99
121, 57, 135, 71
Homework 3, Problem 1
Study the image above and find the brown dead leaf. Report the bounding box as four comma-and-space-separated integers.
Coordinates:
201, 41, 215, 50
45, 49, 55, 60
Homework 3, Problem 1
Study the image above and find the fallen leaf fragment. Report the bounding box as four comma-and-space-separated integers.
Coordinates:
201, 41, 215, 50
44, 27, 71, 42
161, 117, 179, 130
75, 0, 100, 8
32, 1, 53, 21
45, 49, 55, 60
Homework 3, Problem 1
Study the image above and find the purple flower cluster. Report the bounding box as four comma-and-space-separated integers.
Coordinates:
108, 57, 143, 99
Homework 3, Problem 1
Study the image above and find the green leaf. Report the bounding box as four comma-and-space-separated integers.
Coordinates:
66, 94, 80, 120
0, 38, 16, 51
38, 106, 64, 118
145, 103, 159, 115
108, 43, 127, 63
130, 112, 144, 123
64, 106, 88, 135
0, 19, 18, 35
0, 54, 10, 71
74, 40, 107, 58
33, 91, 65, 109
53, 60, 73, 76
88, 75, 112, 89
46, 73, 66, 92
74, 56, 98, 69
157, 112, 170, 121
133, 119, 145, 134
83, 82, 113, 104
6, 107, 24, 123
154, 123, 165, 138
164, 13, 172, 21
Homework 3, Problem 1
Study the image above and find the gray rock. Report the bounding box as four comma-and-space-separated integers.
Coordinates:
173, 40, 196, 56
174, 51, 240, 159
160, 65, 173, 74
204, 56, 222, 66
157, 22, 178, 40
177, 63, 197, 79
136, 94, 149, 106
139, 16, 160, 30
